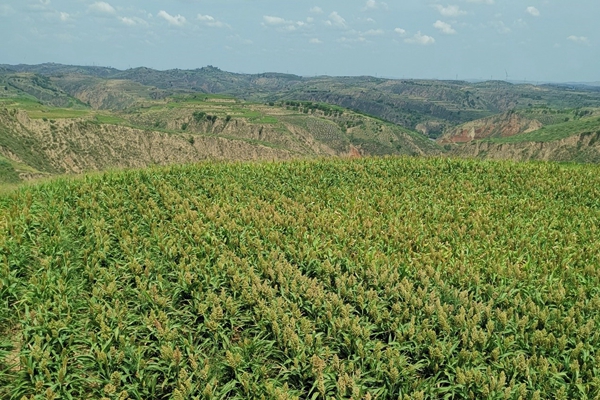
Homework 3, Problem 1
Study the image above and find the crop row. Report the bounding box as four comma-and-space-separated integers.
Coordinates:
1, 157, 600, 399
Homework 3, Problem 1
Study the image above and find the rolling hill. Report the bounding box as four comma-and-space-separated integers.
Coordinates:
5, 63, 600, 139
3, 63, 600, 180
2, 157, 600, 398
0, 89, 440, 184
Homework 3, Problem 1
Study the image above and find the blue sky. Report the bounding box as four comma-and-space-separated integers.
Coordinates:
1, 0, 598, 82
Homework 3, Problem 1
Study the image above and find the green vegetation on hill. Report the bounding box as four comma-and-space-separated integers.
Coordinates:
4, 64, 600, 168
0, 73, 88, 109
0, 90, 441, 185
0, 156, 20, 184
490, 115, 600, 144
6, 64, 600, 138
1, 157, 600, 399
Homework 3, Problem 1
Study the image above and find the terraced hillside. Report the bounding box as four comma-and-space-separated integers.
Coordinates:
1, 157, 600, 398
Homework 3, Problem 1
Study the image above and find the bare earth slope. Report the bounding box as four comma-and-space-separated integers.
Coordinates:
0, 109, 294, 176
0, 101, 440, 182
438, 111, 543, 143
451, 131, 600, 163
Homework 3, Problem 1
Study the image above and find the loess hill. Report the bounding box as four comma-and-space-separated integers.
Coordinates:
4, 64, 600, 172
0, 82, 440, 184
1, 157, 600, 399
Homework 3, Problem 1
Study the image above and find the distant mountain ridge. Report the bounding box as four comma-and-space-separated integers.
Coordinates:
3, 62, 600, 171
4, 63, 600, 139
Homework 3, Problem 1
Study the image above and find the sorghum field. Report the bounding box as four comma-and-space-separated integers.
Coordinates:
1, 157, 600, 399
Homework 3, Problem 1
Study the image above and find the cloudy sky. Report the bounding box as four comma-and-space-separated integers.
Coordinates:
0, 0, 597, 82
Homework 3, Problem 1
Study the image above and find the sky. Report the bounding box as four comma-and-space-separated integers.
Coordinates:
0, 0, 598, 82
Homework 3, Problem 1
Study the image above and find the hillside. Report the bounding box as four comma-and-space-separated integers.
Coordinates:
6, 64, 600, 138
2, 157, 600, 398
449, 131, 600, 163
0, 72, 87, 108
442, 109, 600, 163
438, 111, 543, 144
0, 94, 440, 183
5, 63, 600, 168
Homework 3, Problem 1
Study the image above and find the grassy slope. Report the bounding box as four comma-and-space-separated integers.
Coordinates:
1, 157, 600, 398
0, 156, 20, 184
489, 115, 600, 143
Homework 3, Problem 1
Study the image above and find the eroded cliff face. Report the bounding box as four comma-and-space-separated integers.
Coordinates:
438, 112, 542, 144
1, 108, 436, 180
0, 109, 298, 176
451, 132, 600, 163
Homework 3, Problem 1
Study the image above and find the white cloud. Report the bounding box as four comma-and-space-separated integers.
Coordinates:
198, 14, 229, 28
327, 11, 347, 28
394, 28, 406, 35
433, 20, 456, 34
466, 0, 494, 3
567, 35, 589, 44
263, 15, 289, 25
121, 16, 148, 27
362, 29, 384, 36
120, 17, 136, 26
526, 6, 540, 17
263, 15, 307, 32
157, 10, 186, 26
307, 17, 314, 23
362, 0, 388, 11
310, 6, 323, 14
89, 2, 115, 14
405, 31, 435, 45
59, 12, 70, 22
310, 38, 323, 44
197, 14, 214, 22
338, 36, 367, 44
434, 5, 466, 17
